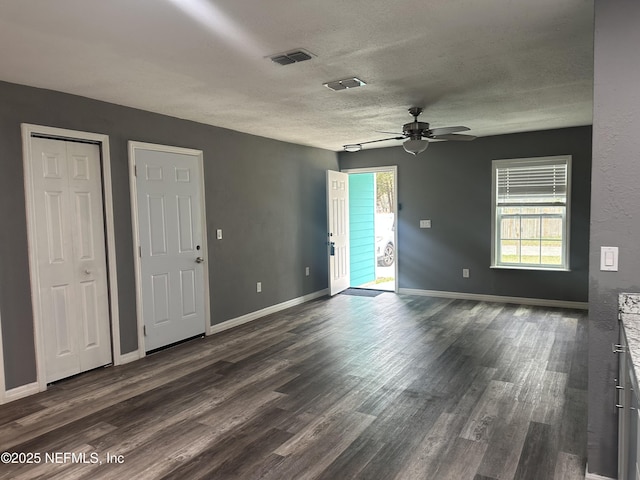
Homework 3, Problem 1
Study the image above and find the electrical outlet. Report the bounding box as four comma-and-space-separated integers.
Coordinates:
463, 268, 470, 278
420, 219, 431, 229
305, 267, 310, 276
257, 282, 262, 293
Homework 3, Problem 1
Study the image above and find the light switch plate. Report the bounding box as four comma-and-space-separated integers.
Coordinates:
420, 219, 431, 229
216, 229, 223, 240
600, 246, 619, 271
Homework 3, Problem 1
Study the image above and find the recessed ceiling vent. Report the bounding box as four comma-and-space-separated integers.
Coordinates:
269, 49, 314, 66
323, 77, 367, 91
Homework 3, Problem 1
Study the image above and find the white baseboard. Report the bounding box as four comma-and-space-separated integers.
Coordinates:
208, 289, 329, 335
398, 288, 588, 310
2, 381, 40, 404
585, 469, 615, 480
118, 350, 142, 365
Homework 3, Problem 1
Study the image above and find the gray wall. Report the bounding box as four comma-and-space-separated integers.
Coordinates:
339, 127, 592, 302
588, 0, 640, 476
0, 81, 337, 390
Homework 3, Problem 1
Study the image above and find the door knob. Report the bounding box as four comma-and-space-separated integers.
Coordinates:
195, 257, 204, 263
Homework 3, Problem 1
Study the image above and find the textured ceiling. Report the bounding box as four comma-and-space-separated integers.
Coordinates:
0, 0, 594, 151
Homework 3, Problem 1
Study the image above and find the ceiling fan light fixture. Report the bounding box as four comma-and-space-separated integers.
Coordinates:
403, 138, 429, 155
343, 144, 363, 152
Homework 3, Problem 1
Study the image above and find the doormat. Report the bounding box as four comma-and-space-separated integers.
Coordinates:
341, 288, 384, 297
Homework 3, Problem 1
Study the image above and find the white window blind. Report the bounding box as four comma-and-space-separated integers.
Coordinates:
496, 159, 568, 205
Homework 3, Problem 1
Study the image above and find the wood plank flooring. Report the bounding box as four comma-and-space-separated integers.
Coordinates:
0, 293, 588, 480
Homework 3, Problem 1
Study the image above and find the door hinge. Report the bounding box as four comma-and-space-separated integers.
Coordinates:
134, 164, 137, 177
143, 325, 146, 336
138, 246, 142, 257
613, 343, 627, 354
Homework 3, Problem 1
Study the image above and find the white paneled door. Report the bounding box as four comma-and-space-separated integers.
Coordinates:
30, 137, 112, 383
327, 170, 350, 296
132, 145, 206, 352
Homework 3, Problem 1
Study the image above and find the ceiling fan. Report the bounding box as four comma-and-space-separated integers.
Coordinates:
343, 107, 476, 155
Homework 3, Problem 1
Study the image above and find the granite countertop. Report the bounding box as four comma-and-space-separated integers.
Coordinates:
620, 293, 640, 378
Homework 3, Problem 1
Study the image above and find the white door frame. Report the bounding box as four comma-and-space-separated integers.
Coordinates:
342, 166, 399, 293
19, 123, 121, 396
128, 141, 211, 357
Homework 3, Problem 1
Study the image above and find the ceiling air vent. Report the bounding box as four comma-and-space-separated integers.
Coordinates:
323, 77, 367, 91
269, 49, 314, 66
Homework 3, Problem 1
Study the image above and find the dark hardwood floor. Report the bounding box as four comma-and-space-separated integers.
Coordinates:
0, 293, 587, 479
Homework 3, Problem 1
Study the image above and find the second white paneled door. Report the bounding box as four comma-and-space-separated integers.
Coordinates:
29, 137, 112, 383
131, 143, 207, 352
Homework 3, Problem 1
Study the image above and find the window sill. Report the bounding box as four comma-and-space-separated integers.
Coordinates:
490, 265, 571, 272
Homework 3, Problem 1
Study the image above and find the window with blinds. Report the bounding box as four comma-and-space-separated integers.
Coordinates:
491, 156, 571, 270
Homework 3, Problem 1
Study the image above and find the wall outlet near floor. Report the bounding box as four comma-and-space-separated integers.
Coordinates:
305, 267, 310, 276
256, 281, 262, 293
463, 268, 470, 278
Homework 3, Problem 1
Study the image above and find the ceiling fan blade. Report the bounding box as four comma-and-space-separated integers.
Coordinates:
375, 130, 405, 136
343, 136, 405, 151
357, 136, 405, 145
428, 126, 470, 136
430, 133, 477, 141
